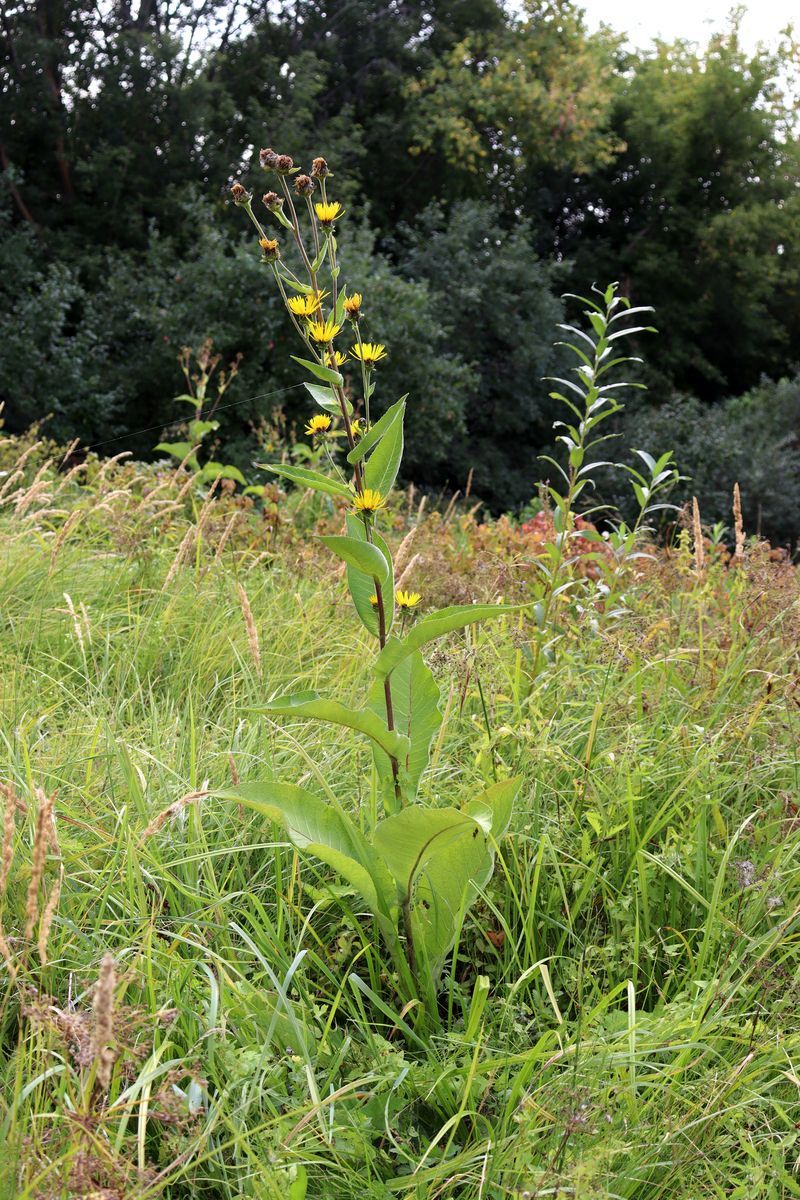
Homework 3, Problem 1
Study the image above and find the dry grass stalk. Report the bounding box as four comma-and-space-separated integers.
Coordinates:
228, 754, 240, 787
38, 863, 64, 966
162, 482, 219, 591
63, 592, 87, 655
24, 788, 55, 940
692, 496, 705, 577
93, 953, 117, 1091
0, 926, 16, 980
140, 785, 211, 840
214, 512, 240, 565
393, 524, 418, 576
237, 582, 261, 674
1, 782, 18, 894
0, 441, 44, 503
395, 552, 421, 592
733, 482, 745, 563
49, 509, 84, 574
93, 451, 132, 485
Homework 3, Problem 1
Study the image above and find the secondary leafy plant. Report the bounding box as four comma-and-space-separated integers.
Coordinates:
155, 339, 247, 487
530, 284, 680, 672
223, 155, 524, 1013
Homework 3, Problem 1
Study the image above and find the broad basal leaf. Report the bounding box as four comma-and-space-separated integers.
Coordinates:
214, 782, 396, 930
373, 806, 483, 900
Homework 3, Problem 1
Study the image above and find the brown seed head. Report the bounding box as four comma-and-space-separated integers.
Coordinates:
230, 182, 251, 207
262, 190, 283, 212
294, 173, 315, 197
311, 157, 330, 179
259, 147, 280, 171
275, 154, 294, 174
93, 953, 117, 1092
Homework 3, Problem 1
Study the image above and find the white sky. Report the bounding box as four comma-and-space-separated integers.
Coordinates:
577, 0, 797, 50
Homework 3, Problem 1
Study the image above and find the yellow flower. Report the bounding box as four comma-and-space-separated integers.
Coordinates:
396, 589, 421, 609
352, 488, 387, 515
287, 291, 327, 317
326, 350, 347, 368
314, 201, 345, 228
344, 292, 363, 319
350, 417, 366, 438
307, 316, 342, 343
259, 237, 280, 262
350, 342, 387, 369
369, 593, 379, 607
304, 414, 332, 437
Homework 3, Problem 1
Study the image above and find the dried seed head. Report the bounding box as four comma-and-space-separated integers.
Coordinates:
230, 182, 251, 206
293, 173, 315, 196
733, 482, 745, 563
237, 582, 261, 675
93, 953, 117, 1092
692, 496, 704, 577
275, 154, 294, 174
311, 156, 330, 178
259, 147, 280, 171
262, 190, 283, 212
38, 863, 63, 967
1, 783, 18, 895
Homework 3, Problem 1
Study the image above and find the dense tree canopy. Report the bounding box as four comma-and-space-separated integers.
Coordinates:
1, 0, 799, 539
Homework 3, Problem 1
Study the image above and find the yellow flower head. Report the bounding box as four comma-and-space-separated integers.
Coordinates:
369, 593, 379, 607
344, 292, 363, 319
304, 414, 332, 438
350, 342, 387, 369
396, 589, 421, 610
326, 350, 347, 368
307, 316, 342, 344
350, 417, 366, 438
352, 488, 386, 515
314, 201, 345, 228
259, 237, 280, 262
287, 291, 327, 317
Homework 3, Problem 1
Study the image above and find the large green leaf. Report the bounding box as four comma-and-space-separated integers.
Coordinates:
266, 464, 350, 499
303, 381, 352, 417
199, 462, 246, 486
214, 782, 396, 930
412, 824, 491, 980
319, 535, 390, 587
345, 515, 394, 638
347, 397, 407, 466
464, 777, 521, 842
154, 441, 199, 470
372, 806, 482, 900
368, 650, 441, 807
372, 604, 526, 679
249, 691, 409, 762
291, 356, 344, 386
363, 401, 405, 499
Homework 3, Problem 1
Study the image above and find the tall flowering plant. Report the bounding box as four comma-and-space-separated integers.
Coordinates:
224, 153, 522, 1010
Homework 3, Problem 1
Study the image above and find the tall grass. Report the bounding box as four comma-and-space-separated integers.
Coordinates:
0, 444, 798, 1198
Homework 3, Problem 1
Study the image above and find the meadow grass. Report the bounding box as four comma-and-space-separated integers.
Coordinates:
0, 451, 798, 1199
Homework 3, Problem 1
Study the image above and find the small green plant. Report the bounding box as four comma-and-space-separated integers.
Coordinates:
223, 155, 524, 1013
155, 338, 247, 487
531, 285, 681, 669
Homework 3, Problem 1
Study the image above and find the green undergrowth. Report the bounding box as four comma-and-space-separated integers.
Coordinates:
0, 491, 798, 1199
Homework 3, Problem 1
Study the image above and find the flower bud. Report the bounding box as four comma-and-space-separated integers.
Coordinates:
311, 157, 330, 179
294, 173, 315, 197
262, 191, 283, 212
